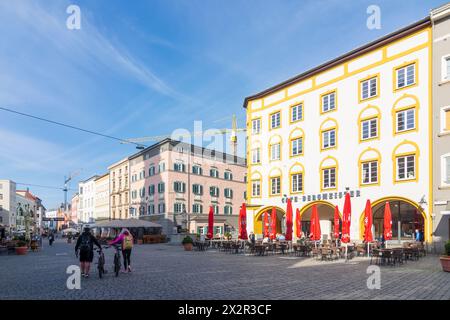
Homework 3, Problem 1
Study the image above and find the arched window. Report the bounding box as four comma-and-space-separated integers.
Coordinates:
358, 105, 381, 142
250, 171, 262, 198
392, 94, 419, 135
251, 140, 262, 165
358, 147, 382, 187
268, 168, 282, 196
268, 135, 282, 162
319, 118, 338, 151
289, 163, 305, 194
319, 156, 338, 191
289, 128, 305, 158
392, 140, 420, 183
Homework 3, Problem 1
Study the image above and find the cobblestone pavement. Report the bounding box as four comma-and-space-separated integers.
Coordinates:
0, 239, 449, 300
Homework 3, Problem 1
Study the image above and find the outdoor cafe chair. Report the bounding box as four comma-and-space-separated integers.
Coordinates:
320, 247, 332, 261
392, 248, 404, 266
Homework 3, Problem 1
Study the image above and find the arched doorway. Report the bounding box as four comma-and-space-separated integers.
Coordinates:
254, 206, 286, 235
359, 197, 426, 242
299, 201, 340, 240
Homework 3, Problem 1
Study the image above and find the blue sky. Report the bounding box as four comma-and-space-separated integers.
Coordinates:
0, 0, 444, 209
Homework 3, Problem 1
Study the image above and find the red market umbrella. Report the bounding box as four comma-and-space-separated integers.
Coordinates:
239, 203, 248, 240
364, 200, 374, 243
207, 206, 214, 239
295, 208, 302, 238
285, 199, 293, 241
309, 204, 321, 241
383, 201, 393, 241
333, 205, 340, 240
341, 193, 352, 243
270, 207, 277, 240
263, 211, 269, 238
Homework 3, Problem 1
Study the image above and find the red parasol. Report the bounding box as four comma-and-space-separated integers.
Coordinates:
341, 193, 352, 243
207, 206, 214, 239
333, 205, 340, 239
309, 204, 321, 241
239, 203, 248, 240
270, 207, 277, 240
383, 201, 393, 240
364, 200, 373, 242
295, 208, 302, 238
285, 199, 293, 241
263, 211, 269, 238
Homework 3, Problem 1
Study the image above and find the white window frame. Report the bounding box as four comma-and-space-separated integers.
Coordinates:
361, 161, 378, 185
270, 112, 281, 129
440, 105, 450, 134
252, 148, 261, 164
252, 118, 261, 135
291, 103, 303, 122
291, 138, 303, 156
396, 108, 416, 132
322, 129, 336, 149
252, 180, 261, 197
270, 177, 281, 195
322, 92, 336, 113
396, 63, 416, 89
361, 77, 377, 100
322, 168, 336, 190
361, 118, 378, 140
396, 155, 416, 181
291, 173, 303, 193
442, 54, 450, 82
270, 143, 281, 161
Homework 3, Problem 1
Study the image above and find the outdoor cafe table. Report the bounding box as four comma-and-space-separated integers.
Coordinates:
254, 244, 266, 256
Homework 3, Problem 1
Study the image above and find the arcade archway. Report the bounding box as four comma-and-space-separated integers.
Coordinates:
254, 206, 286, 235
299, 201, 340, 239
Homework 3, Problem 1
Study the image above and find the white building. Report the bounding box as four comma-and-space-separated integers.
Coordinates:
94, 173, 110, 221
244, 18, 433, 243
0, 180, 17, 232
78, 176, 98, 224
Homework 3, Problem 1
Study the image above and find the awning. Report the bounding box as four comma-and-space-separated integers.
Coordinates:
93, 219, 162, 229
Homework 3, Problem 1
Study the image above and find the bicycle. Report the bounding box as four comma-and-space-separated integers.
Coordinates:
96, 247, 106, 278
104, 244, 122, 277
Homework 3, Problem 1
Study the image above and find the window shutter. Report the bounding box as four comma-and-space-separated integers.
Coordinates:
446, 110, 450, 131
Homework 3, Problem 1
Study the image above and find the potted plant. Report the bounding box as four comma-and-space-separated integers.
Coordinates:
182, 236, 193, 251
15, 240, 28, 255
440, 240, 450, 272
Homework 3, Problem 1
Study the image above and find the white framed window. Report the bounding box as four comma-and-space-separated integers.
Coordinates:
270, 112, 281, 129
270, 177, 281, 195
291, 173, 303, 193
442, 55, 450, 81
192, 165, 202, 175
396, 63, 416, 89
396, 108, 415, 132
252, 118, 261, 134
210, 186, 219, 197
322, 168, 336, 189
322, 129, 336, 149
148, 166, 156, 176
174, 203, 185, 213
252, 148, 261, 164
224, 171, 233, 180
148, 184, 155, 195
158, 182, 165, 193
291, 138, 303, 156
158, 203, 165, 213
396, 155, 416, 181
224, 188, 233, 199
291, 103, 303, 122
210, 168, 219, 178
224, 205, 232, 215
361, 161, 378, 185
322, 92, 336, 113
212, 205, 219, 215
252, 180, 261, 197
361, 118, 378, 140
174, 181, 186, 193
361, 77, 377, 100
270, 143, 281, 161
158, 162, 166, 172
148, 205, 155, 215
192, 203, 203, 214
174, 163, 185, 172
192, 184, 203, 195
441, 154, 450, 186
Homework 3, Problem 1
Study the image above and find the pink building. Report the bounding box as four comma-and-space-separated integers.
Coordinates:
129, 139, 246, 236
70, 193, 79, 225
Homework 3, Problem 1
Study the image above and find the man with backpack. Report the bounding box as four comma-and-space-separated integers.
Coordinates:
109, 228, 134, 273
75, 227, 102, 278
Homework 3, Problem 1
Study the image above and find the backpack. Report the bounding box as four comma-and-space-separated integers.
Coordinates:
123, 235, 133, 249
79, 234, 91, 252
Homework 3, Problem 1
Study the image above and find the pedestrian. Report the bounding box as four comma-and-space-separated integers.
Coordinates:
75, 227, 102, 278
248, 232, 256, 245
109, 228, 134, 273
48, 232, 54, 246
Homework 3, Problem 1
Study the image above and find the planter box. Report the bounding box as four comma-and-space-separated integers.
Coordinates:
15, 247, 28, 255
440, 256, 450, 272
183, 243, 193, 251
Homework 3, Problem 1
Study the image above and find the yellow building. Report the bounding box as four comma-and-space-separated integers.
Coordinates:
108, 158, 130, 220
